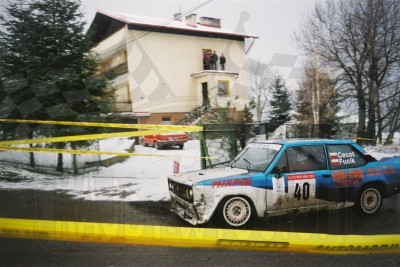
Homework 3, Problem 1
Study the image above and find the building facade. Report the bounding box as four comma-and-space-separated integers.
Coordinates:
88, 11, 257, 124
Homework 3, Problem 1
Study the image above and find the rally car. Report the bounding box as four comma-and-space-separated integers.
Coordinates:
168, 139, 400, 228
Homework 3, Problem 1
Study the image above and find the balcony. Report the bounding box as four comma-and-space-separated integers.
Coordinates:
112, 101, 132, 112
191, 70, 238, 78
96, 62, 128, 79
109, 62, 128, 77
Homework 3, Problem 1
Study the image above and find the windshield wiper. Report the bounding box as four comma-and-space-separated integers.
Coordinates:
230, 157, 240, 168
243, 158, 251, 171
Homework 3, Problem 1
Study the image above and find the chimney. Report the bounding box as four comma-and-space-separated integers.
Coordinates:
185, 13, 197, 27
199, 17, 221, 28
174, 13, 182, 21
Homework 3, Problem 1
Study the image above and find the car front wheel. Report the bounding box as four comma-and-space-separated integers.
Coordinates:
353, 185, 383, 216
218, 196, 254, 228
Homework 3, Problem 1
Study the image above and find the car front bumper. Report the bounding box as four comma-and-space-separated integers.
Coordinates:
169, 191, 205, 225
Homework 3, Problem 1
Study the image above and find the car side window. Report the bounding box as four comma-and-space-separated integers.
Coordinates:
271, 151, 288, 173
271, 145, 326, 173
286, 145, 327, 172
326, 144, 367, 170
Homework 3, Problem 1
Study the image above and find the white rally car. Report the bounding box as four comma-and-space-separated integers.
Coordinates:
167, 139, 400, 228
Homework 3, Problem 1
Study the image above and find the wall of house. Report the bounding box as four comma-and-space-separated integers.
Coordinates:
94, 25, 250, 122
126, 29, 249, 113
94, 27, 127, 61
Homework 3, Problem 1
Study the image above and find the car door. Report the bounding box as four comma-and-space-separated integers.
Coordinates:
315, 144, 369, 203
266, 145, 328, 211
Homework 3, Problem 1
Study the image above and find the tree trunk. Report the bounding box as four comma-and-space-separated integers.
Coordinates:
28, 131, 35, 168
55, 142, 65, 172
72, 143, 78, 175
356, 83, 367, 145
366, 82, 377, 145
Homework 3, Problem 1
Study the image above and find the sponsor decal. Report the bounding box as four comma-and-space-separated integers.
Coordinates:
329, 151, 356, 166
211, 177, 252, 188
272, 176, 285, 203
367, 166, 395, 176
287, 173, 315, 181
332, 169, 364, 186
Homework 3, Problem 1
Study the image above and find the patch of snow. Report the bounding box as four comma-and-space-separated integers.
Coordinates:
0, 139, 200, 202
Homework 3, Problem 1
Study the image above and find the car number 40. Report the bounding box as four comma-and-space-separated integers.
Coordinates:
294, 182, 310, 200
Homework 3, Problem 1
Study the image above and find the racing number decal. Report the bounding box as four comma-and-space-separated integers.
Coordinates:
294, 182, 310, 200
287, 173, 315, 205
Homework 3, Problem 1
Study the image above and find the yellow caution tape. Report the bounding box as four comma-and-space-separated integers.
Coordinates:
0, 217, 398, 255
0, 129, 182, 146
0, 118, 202, 131
0, 119, 206, 159
0, 119, 202, 147
0, 146, 213, 159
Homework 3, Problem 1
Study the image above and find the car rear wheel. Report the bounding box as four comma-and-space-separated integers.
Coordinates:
353, 185, 383, 216
218, 196, 254, 228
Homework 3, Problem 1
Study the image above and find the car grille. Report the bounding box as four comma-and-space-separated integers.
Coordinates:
168, 179, 193, 202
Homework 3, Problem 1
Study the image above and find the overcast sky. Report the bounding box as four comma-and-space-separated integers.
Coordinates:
80, 0, 318, 85
0, 0, 318, 86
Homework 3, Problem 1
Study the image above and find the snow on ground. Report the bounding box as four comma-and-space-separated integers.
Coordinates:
0, 138, 398, 202
0, 139, 201, 202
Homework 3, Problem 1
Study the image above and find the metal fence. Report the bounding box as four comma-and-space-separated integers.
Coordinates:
280, 123, 357, 139
201, 122, 358, 168
201, 123, 255, 168
0, 122, 101, 174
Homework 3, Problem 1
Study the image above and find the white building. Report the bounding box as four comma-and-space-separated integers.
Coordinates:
87, 11, 257, 124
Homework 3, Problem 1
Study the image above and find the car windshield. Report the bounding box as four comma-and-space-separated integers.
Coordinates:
230, 143, 282, 172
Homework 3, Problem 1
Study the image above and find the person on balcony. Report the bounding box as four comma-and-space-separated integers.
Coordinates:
210, 51, 218, 70
204, 51, 211, 70
219, 53, 226, 70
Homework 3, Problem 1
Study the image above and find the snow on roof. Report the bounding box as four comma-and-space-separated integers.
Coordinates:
97, 10, 258, 39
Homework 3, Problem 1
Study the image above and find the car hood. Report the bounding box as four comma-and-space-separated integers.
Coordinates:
168, 168, 249, 186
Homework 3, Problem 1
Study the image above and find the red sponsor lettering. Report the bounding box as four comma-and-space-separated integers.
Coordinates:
332, 169, 364, 186
211, 178, 252, 188
349, 169, 364, 179
287, 173, 315, 181
211, 180, 223, 188
337, 180, 359, 186
332, 171, 347, 181
366, 166, 395, 177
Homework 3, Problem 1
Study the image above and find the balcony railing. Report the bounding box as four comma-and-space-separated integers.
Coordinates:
110, 62, 128, 77
112, 101, 132, 112
96, 62, 128, 79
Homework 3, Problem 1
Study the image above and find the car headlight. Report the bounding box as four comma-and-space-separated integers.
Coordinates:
188, 188, 193, 199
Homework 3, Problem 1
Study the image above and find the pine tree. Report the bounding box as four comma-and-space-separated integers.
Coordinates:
0, 0, 113, 171
268, 75, 291, 133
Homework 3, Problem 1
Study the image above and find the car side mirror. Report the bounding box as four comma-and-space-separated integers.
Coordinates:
274, 165, 287, 179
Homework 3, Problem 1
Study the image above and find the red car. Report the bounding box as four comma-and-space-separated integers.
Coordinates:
141, 133, 189, 150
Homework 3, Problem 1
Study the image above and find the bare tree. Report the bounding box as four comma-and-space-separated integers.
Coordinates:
379, 79, 400, 144
247, 59, 274, 121
295, 56, 339, 125
295, 0, 400, 144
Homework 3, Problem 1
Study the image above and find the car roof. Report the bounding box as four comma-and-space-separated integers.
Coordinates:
254, 139, 355, 146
